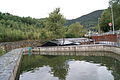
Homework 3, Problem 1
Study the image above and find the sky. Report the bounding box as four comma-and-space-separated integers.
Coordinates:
0, 0, 109, 19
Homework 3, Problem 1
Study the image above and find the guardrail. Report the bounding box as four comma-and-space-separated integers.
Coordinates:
94, 42, 120, 47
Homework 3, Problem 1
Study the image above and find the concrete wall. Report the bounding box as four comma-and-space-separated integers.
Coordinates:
0, 48, 23, 80
0, 45, 120, 80
32, 44, 120, 55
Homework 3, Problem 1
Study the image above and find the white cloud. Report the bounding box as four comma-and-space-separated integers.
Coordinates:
0, 0, 109, 19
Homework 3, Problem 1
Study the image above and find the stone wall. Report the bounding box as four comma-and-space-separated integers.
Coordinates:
0, 40, 41, 51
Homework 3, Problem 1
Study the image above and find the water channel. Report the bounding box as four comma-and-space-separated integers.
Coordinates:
16, 52, 120, 80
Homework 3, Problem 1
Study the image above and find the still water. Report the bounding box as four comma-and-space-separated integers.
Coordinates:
17, 52, 120, 80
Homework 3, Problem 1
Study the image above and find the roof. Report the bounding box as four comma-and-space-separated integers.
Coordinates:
50, 39, 75, 45
41, 38, 93, 47
56, 38, 93, 43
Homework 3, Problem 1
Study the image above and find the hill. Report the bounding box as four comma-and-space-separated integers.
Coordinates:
0, 12, 45, 42
65, 10, 104, 28
0, 9, 104, 42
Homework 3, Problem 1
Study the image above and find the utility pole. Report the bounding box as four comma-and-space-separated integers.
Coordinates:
109, 0, 115, 34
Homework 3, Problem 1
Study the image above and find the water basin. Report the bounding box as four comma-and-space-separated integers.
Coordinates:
16, 52, 120, 80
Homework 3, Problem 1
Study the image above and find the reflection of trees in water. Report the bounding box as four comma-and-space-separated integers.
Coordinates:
19, 55, 69, 80
19, 52, 120, 80
48, 56, 69, 80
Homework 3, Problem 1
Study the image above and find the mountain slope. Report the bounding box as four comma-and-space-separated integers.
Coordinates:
65, 10, 104, 28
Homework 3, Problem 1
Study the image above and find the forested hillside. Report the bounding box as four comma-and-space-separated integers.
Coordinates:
0, 8, 87, 42
65, 10, 104, 28
0, 9, 103, 42
0, 12, 46, 42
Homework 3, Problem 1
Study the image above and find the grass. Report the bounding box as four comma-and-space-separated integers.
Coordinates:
0, 48, 6, 56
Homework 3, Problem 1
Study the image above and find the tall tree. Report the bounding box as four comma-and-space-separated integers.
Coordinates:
99, 9, 111, 32
45, 8, 66, 39
100, 0, 120, 32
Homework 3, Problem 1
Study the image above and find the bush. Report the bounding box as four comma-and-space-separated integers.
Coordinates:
0, 48, 6, 56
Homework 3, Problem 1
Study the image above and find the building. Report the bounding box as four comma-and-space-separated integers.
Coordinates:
91, 31, 120, 45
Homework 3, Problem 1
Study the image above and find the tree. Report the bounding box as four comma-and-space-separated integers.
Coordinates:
99, 9, 111, 32
100, 0, 120, 32
65, 22, 85, 38
45, 8, 66, 39
0, 8, 66, 42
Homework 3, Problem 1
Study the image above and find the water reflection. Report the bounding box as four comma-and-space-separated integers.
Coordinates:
67, 61, 114, 80
20, 66, 58, 80
17, 52, 120, 80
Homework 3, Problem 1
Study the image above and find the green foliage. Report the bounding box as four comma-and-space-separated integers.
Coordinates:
0, 12, 43, 42
0, 48, 6, 56
65, 10, 104, 29
65, 22, 86, 38
89, 26, 99, 32
99, 9, 111, 32
45, 8, 66, 39
0, 8, 88, 42
39, 28, 54, 41
0, 8, 67, 42
100, 0, 120, 32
